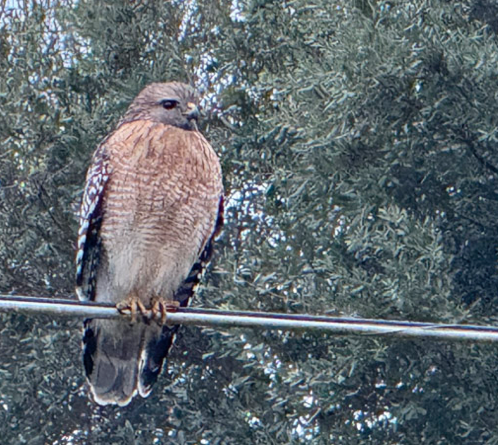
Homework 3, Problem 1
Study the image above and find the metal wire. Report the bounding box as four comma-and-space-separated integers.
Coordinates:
0, 294, 497, 341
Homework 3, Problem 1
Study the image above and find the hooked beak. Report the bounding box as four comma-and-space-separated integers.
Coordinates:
184, 102, 200, 122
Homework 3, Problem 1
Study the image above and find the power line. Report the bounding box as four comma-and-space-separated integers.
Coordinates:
0, 295, 496, 342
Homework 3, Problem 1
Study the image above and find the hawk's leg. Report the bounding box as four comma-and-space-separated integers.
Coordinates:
151, 297, 180, 325
117, 296, 149, 323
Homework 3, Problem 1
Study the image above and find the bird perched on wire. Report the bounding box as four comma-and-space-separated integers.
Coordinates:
75, 82, 224, 406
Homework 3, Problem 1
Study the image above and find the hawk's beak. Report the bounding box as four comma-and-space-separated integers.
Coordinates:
184, 102, 200, 121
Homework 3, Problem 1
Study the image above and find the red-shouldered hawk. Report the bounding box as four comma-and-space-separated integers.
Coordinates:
75, 82, 223, 406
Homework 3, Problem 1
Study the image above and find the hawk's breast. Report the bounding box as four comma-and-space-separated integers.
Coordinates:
98, 120, 222, 302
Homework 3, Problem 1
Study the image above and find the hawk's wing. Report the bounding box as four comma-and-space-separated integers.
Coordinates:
75, 145, 110, 301
175, 195, 224, 305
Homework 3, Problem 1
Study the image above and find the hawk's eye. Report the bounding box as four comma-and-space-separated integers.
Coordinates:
161, 99, 179, 110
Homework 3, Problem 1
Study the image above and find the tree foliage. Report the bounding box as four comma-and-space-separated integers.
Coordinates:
1, 0, 498, 443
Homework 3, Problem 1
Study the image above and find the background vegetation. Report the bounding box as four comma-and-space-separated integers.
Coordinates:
1, 0, 498, 443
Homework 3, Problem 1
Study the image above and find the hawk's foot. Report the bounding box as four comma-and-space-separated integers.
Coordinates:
151, 298, 180, 325
117, 297, 149, 323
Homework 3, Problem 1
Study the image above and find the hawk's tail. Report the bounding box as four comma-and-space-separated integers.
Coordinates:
83, 319, 176, 406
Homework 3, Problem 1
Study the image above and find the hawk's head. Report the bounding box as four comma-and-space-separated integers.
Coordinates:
123, 82, 200, 131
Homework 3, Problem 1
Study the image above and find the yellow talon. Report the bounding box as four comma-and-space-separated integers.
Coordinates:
150, 298, 180, 325
117, 297, 150, 323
